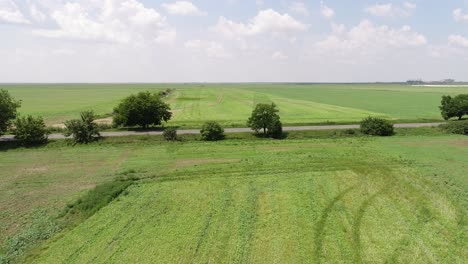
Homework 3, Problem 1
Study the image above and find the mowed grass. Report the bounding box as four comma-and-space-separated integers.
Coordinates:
3, 83, 467, 127
0, 134, 464, 263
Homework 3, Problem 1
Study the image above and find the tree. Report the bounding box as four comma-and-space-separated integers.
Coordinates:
440, 94, 468, 120
64, 111, 100, 144
247, 103, 281, 136
0, 89, 21, 136
13, 115, 49, 145
360, 117, 394, 136
113, 91, 172, 128
200, 121, 225, 141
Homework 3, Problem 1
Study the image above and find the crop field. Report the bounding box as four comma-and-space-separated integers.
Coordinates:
1, 132, 466, 263
3, 83, 468, 127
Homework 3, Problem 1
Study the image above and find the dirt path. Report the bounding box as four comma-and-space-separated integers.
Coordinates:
0, 123, 444, 141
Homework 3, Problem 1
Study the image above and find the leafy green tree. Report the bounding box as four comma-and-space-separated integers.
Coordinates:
440, 94, 468, 120
64, 111, 100, 144
113, 91, 172, 128
360, 117, 394, 136
13, 115, 49, 145
247, 103, 281, 136
0, 89, 21, 136
200, 121, 225, 141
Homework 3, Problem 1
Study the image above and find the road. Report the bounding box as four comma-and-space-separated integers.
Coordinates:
0, 123, 444, 141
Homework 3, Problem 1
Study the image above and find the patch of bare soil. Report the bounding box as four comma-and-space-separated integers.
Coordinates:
449, 139, 468, 147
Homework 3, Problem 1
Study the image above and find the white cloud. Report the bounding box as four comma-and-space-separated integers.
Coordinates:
320, 1, 334, 19
33, 0, 176, 45
403, 2, 416, 9
453, 9, 468, 22
184, 39, 231, 58
29, 4, 46, 22
289, 2, 309, 16
365, 3, 413, 17
272, 51, 288, 60
52, 48, 76, 56
162, 1, 206, 16
313, 20, 427, 58
449, 35, 468, 48
214, 9, 307, 38
0, 0, 30, 24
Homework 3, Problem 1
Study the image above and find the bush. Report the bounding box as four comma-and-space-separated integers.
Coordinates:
360, 117, 394, 136
113, 91, 172, 128
163, 127, 178, 141
342, 129, 356, 135
13, 115, 49, 145
64, 111, 100, 144
440, 121, 468, 135
200, 121, 225, 141
270, 119, 284, 139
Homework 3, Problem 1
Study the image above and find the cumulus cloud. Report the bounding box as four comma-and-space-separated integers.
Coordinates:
162, 1, 206, 16
214, 9, 307, 38
185, 39, 231, 58
365, 3, 414, 17
453, 9, 468, 22
449, 35, 468, 48
33, 0, 176, 45
320, 1, 335, 19
0, 0, 30, 24
313, 20, 427, 58
289, 2, 309, 16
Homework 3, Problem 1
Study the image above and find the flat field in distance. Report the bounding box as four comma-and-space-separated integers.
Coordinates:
4, 83, 468, 127
0, 133, 466, 263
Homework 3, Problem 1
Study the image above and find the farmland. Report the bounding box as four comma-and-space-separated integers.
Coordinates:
1, 131, 466, 263
4, 83, 468, 127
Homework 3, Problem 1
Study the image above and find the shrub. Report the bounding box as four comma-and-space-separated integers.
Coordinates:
342, 128, 356, 135
200, 121, 225, 141
113, 91, 172, 128
13, 115, 49, 145
0, 89, 21, 136
163, 127, 178, 141
360, 117, 394, 136
64, 111, 100, 144
440, 121, 468, 135
270, 119, 284, 139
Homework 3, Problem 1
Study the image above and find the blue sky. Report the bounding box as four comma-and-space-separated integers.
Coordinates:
1, 0, 467, 82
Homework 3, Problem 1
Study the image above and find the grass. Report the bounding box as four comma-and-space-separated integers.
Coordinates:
3, 83, 467, 127
0, 129, 465, 263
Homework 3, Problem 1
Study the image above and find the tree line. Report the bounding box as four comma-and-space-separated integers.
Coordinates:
1, 89, 467, 146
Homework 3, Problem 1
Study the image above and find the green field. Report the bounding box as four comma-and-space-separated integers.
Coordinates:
3, 83, 468, 127
1, 131, 466, 263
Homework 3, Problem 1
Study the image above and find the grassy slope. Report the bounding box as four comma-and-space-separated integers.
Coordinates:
4, 83, 467, 127
0, 134, 462, 263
